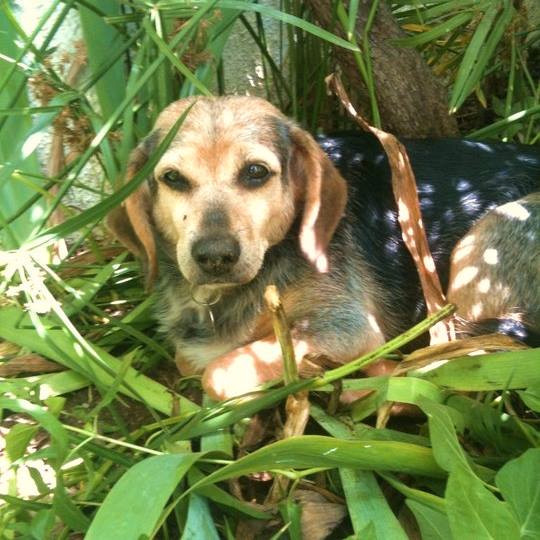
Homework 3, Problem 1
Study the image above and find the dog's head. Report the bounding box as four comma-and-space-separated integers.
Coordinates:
109, 96, 347, 289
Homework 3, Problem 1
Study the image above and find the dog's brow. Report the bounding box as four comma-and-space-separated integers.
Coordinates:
142, 128, 162, 156
264, 116, 290, 153
263, 115, 291, 179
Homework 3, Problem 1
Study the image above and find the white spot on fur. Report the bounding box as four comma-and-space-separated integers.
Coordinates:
452, 266, 479, 289
471, 302, 484, 318
209, 359, 260, 399
367, 314, 382, 335
477, 278, 490, 293
483, 248, 498, 265
495, 201, 530, 221
452, 242, 475, 263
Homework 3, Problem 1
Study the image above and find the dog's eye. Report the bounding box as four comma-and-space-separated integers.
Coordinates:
241, 163, 271, 188
161, 169, 190, 191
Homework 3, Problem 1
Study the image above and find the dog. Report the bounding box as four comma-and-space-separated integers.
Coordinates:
109, 96, 540, 401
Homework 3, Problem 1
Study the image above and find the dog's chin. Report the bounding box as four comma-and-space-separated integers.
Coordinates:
190, 275, 253, 288
188, 276, 253, 305
183, 269, 260, 290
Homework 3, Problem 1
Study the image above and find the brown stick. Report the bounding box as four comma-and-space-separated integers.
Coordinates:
264, 285, 310, 504
264, 285, 297, 384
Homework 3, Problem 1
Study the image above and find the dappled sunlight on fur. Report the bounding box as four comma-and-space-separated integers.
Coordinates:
108, 96, 540, 400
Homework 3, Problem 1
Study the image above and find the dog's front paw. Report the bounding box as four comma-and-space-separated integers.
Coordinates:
201, 338, 313, 400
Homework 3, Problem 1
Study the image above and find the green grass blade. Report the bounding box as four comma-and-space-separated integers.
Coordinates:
23, 370, 90, 399
0, 306, 198, 415
341, 469, 407, 539
142, 18, 212, 97
188, 467, 269, 519
86, 453, 202, 540
382, 473, 446, 511
0, 105, 66, 116
78, 0, 127, 119
311, 404, 430, 447
181, 493, 220, 540
172, 379, 312, 440
468, 104, 540, 138
158, 0, 360, 51
309, 403, 407, 537
394, 12, 473, 48
342, 376, 444, 404
411, 348, 540, 391
0, 397, 68, 468
193, 436, 445, 487
418, 398, 474, 476
0, 7, 53, 246
406, 499, 452, 540
450, 0, 514, 112
53, 475, 91, 532
346, 0, 360, 40
0, 0, 61, 96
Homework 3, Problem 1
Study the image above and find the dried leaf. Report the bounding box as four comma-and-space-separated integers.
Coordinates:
395, 333, 526, 375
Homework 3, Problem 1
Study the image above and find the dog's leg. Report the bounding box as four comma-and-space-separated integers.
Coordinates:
447, 192, 540, 340
174, 350, 199, 376
200, 337, 325, 401
201, 321, 388, 401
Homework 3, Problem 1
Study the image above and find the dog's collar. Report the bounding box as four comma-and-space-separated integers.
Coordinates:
190, 285, 222, 333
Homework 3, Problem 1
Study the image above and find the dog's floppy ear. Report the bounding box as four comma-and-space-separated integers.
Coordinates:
289, 127, 347, 272
108, 133, 159, 287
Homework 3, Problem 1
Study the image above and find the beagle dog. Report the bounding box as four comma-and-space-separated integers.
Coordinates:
109, 96, 540, 400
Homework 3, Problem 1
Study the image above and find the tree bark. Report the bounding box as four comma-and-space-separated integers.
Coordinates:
306, 0, 459, 137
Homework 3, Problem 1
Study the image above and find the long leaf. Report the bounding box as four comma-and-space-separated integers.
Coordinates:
158, 0, 360, 51
450, 1, 514, 112
0, 306, 198, 415
412, 348, 540, 390
0, 398, 68, 468
310, 404, 408, 538
192, 436, 445, 488
86, 453, 202, 540
394, 11, 473, 48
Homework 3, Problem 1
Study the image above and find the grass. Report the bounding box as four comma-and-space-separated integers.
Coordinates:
0, 0, 539, 538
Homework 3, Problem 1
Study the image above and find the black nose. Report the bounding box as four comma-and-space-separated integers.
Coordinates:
191, 234, 241, 276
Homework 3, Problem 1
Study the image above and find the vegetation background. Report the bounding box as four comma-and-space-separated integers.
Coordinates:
0, 0, 539, 538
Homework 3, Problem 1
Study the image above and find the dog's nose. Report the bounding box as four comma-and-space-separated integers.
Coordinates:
191, 234, 240, 275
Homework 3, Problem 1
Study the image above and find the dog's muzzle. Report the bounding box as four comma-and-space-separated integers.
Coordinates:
191, 234, 241, 277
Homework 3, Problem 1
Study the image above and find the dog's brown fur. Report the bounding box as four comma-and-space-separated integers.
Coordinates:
110, 96, 539, 400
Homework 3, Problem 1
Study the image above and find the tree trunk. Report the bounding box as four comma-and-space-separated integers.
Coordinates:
306, 0, 459, 137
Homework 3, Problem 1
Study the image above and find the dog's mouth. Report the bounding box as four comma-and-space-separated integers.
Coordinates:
189, 272, 248, 287
189, 282, 239, 305
191, 279, 238, 288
